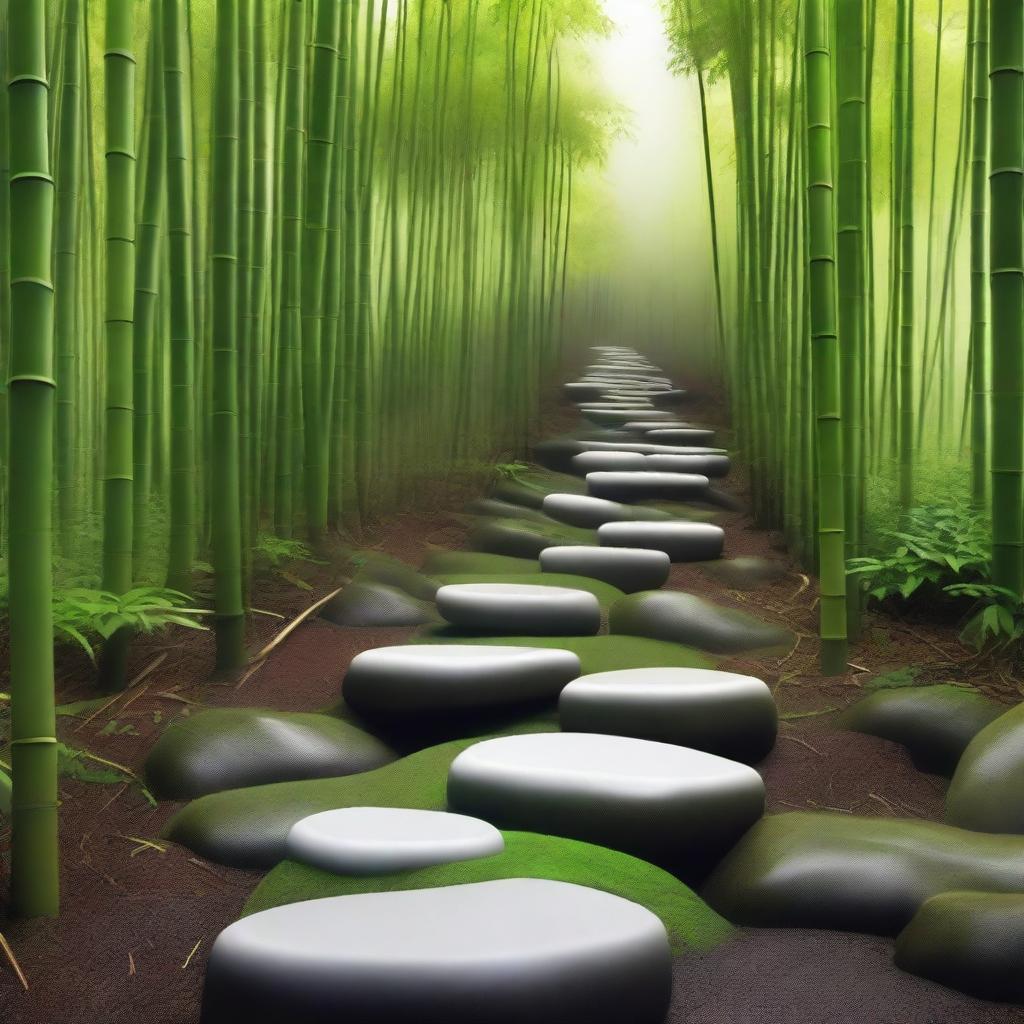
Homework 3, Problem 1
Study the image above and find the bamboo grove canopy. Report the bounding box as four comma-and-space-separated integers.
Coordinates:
2, 0, 617, 917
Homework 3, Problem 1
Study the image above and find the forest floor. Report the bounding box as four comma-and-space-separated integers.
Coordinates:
1, 383, 1022, 1024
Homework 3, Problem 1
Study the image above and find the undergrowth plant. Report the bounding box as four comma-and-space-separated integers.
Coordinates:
847, 505, 990, 601
943, 582, 1024, 655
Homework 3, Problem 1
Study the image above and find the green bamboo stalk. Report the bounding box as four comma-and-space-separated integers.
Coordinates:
210, 0, 245, 668
897, 0, 914, 509
804, 0, 848, 674
99, 0, 137, 691
164, 0, 196, 594
969, 0, 988, 507
7, 0, 59, 918
989, 0, 1024, 592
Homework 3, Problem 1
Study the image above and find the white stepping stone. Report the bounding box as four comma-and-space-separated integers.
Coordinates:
581, 440, 727, 455
540, 545, 670, 593
201, 878, 672, 1024
448, 733, 765, 874
543, 492, 656, 529
285, 807, 504, 875
571, 450, 647, 475
559, 667, 777, 763
587, 470, 711, 503
343, 644, 581, 713
436, 583, 601, 635
600, 520, 725, 561
646, 452, 732, 478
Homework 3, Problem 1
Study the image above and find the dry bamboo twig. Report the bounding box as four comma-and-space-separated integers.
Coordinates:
74, 652, 167, 731
0, 930, 28, 991
250, 586, 344, 664
182, 940, 203, 970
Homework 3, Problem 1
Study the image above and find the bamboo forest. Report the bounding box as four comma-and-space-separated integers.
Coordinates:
3, 0, 1024, 1020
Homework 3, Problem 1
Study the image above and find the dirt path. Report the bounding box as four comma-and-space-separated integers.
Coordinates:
0, 385, 1020, 1023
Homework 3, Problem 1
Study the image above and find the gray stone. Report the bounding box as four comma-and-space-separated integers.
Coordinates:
580, 407, 676, 427
559, 667, 777, 763
599, 520, 724, 561
646, 453, 731, 478
581, 440, 727, 456
587, 470, 711, 503
610, 590, 794, 654
436, 582, 601, 635
201, 878, 672, 1024
540, 545, 670, 593
448, 733, 765, 876
285, 807, 504, 875
564, 381, 608, 402
646, 427, 717, 446
469, 521, 575, 560
321, 581, 438, 627
144, 709, 398, 800
571, 450, 647, 475
343, 643, 581, 713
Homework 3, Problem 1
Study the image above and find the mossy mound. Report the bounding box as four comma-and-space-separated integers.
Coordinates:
468, 518, 596, 560
164, 720, 559, 869
894, 891, 1024, 1003
610, 591, 793, 655
702, 812, 1024, 936
838, 685, 1005, 776
947, 700, 1024, 834
145, 709, 398, 800
421, 551, 538, 576
414, 631, 716, 674
244, 831, 734, 955
350, 552, 440, 601
321, 581, 439, 627
434, 572, 625, 611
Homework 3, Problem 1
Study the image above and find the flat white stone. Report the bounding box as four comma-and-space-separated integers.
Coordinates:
587, 470, 711, 503
202, 878, 672, 1023
540, 545, 670, 593
571, 451, 647, 474
343, 643, 581, 713
599, 520, 725, 561
285, 807, 504, 874
436, 582, 601, 635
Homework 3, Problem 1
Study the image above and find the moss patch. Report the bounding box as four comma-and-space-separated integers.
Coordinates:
415, 631, 716, 674
244, 830, 734, 954
163, 718, 558, 869
434, 572, 625, 610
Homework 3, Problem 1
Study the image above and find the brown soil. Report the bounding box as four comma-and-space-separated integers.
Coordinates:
1, 380, 1022, 1024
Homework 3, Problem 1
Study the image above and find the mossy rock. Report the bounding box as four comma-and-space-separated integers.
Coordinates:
702, 812, 1024, 936
838, 685, 1005, 776
468, 518, 595, 560
464, 498, 550, 522
414, 631, 717, 674
163, 720, 559, 869
610, 591, 793, 655
321, 581, 439, 627
894, 891, 1024, 1003
351, 552, 440, 601
947, 700, 1024, 833
434, 572, 625, 611
145, 709, 399, 800
421, 551, 538, 576
245, 831, 734, 955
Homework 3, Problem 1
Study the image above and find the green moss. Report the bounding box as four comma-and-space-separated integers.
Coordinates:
244, 830, 734, 953
422, 551, 539, 576
415, 631, 716, 673
163, 718, 559, 869
434, 572, 625, 610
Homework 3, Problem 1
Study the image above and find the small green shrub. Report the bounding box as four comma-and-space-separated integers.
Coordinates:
847, 505, 990, 602
943, 582, 1024, 654
494, 461, 531, 482
252, 534, 319, 567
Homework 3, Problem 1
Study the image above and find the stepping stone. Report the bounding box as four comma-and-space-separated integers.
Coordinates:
343, 644, 581, 714
622, 421, 695, 433
448, 733, 765, 876
542, 493, 671, 529
894, 891, 1024, 1003
492, 480, 547, 509
646, 427, 717, 445
599, 520, 724, 561
946, 700, 1024, 833
703, 811, 1024, 935
540, 545, 670, 593
322, 580, 439, 627
699, 555, 787, 589
587, 470, 711, 503
144, 709, 398, 800
564, 381, 608, 402
571, 450, 647, 474
610, 591, 793, 654
201, 879, 673, 1024
465, 497, 550, 522
581, 440, 727, 455
534, 438, 587, 473
285, 807, 504, 875
559, 667, 777, 763
839, 685, 1005, 776
580, 408, 676, 427
645, 453, 731, 478
436, 583, 601, 635
577, 401, 655, 410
